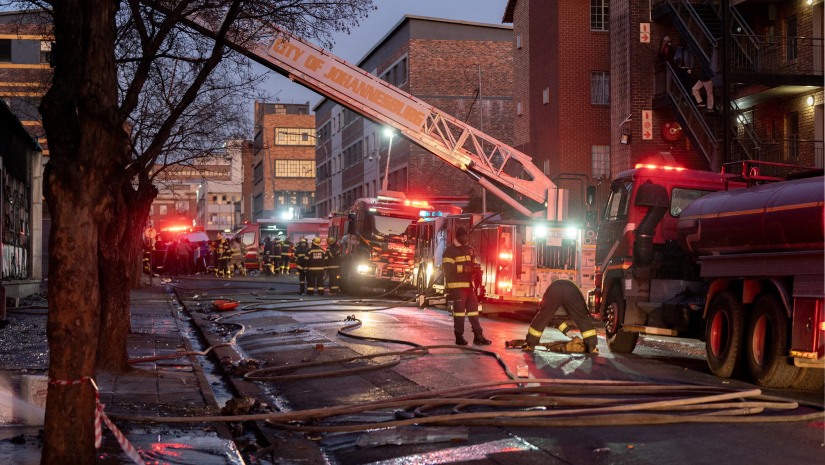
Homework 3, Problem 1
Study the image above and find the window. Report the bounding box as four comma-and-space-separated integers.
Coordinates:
159, 205, 168, 215
517, 101, 523, 116
591, 145, 610, 178
275, 128, 317, 145
343, 140, 364, 167
175, 201, 188, 212
516, 34, 522, 49
380, 57, 408, 86
786, 16, 797, 61
786, 112, 799, 160
241, 232, 256, 246
277, 195, 285, 205
342, 108, 360, 127
542, 87, 549, 104
590, 0, 609, 31
253, 162, 263, 184
591, 72, 610, 105
670, 188, 713, 217
543, 160, 550, 176
40, 41, 52, 65
0, 39, 10, 62
275, 160, 316, 178
603, 181, 632, 222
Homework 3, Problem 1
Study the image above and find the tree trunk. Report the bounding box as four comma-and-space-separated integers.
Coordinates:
96, 182, 155, 372
40, 1, 127, 463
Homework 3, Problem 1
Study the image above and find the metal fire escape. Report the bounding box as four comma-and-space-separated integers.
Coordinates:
653, 0, 764, 168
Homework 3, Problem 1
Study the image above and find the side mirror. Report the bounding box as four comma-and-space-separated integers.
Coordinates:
347, 212, 355, 220
586, 186, 596, 207
347, 220, 356, 235
585, 210, 597, 227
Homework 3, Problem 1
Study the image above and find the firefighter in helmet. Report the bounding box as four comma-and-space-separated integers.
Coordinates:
272, 237, 283, 276
522, 279, 599, 354
228, 236, 247, 277
305, 237, 326, 295
216, 235, 232, 278
294, 238, 309, 294
324, 237, 342, 295
442, 227, 491, 346
260, 237, 273, 275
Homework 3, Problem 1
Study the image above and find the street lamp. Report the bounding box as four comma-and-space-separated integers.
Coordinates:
382, 128, 395, 191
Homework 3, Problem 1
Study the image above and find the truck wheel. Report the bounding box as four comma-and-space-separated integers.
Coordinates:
705, 291, 745, 379
604, 286, 638, 353
344, 262, 364, 296
745, 294, 799, 388
790, 368, 824, 391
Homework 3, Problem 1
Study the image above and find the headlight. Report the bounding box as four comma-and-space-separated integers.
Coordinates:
426, 263, 433, 279
357, 265, 370, 273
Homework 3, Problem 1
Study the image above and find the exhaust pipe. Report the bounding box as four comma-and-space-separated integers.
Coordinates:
633, 181, 669, 267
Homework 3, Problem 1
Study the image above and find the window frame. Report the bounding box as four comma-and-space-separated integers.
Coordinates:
274, 159, 316, 178
670, 188, 714, 218
0, 39, 11, 63
590, 0, 610, 32
591, 145, 610, 178
591, 71, 610, 105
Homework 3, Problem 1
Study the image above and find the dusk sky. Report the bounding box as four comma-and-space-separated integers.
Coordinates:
253, 0, 510, 114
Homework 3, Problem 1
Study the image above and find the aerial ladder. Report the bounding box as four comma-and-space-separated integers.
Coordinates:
166, 9, 565, 221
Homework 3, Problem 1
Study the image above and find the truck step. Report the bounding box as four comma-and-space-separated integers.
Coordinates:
623, 325, 678, 337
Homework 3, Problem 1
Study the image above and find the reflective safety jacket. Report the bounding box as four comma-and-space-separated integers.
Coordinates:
294, 243, 309, 270
263, 240, 276, 256
217, 239, 232, 259
306, 245, 326, 273
324, 243, 342, 271
442, 243, 477, 289
273, 241, 283, 257
230, 241, 246, 260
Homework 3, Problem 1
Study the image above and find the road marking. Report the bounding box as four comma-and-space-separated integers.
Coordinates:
362, 437, 539, 465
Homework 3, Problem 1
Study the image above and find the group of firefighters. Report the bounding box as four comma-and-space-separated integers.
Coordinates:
206, 227, 596, 354
211, 234, 342, 296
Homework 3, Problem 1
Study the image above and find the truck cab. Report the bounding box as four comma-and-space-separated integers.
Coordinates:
339, 191, 433, 295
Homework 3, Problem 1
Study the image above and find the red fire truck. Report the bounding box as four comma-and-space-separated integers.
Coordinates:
590, 161, 823, 389
233, 218, 328, 270
328, 191, 433, 295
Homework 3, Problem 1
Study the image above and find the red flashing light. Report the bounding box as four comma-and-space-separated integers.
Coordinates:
404, 199, 429, 207
498, 281, 511, 288
499, 253, 513, 260
635, 163, 685, 171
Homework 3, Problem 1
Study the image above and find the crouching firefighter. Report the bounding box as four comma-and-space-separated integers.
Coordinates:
443, 227, 491, 346
523, 279, 598, 354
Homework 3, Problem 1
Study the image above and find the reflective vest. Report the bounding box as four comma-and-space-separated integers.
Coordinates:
306, 245, 326, 272
324, 243, 342, 271
442, 243, 476, 289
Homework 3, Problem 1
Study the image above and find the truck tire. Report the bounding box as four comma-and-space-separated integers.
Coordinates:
744, 294, 799, 388
417, 265, 428, 308
604, 286, 638, 354
705, 291, 745, 379
790, 368, 824, 391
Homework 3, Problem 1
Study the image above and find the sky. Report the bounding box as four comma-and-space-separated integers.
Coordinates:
252, 0, 510, 113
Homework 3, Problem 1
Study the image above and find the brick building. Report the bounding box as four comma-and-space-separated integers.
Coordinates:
314, 15, 514, 217
503, 0, 612, 218
612, 0, 822, 173
252, 101, 316, 221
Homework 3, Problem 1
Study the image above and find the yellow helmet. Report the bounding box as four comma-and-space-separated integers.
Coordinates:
326, 237, 336, 246
312, 237, 321, 245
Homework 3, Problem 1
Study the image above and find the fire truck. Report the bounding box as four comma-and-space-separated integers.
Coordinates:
412, 214, 596, 312
590, 161, 823, 389
233, 218, 328, 270
328, 191, 432, 295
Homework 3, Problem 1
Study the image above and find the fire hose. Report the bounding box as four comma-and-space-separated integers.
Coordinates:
106, 283, 825, 430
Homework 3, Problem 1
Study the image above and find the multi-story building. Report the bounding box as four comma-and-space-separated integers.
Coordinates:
502, 0, 613, 218
252, 101, 316, 221
313, 15, 514, 217
613, 0, 823, 173
195, 140, 254, 239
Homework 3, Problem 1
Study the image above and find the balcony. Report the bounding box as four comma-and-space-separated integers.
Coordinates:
730, 138, 824, 168
730, 35, 824, 87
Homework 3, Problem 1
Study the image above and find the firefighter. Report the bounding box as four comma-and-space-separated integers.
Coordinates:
261, 237, 274, 275
324, 237, 342, 295
443, 227, 491, 346
280, 237, 293, 274
228, 236, 247, 277
522, 279, 599, 354
215, 235, 231, 278
305, 237, 326, 296
272, 237, 283, 276
294, 238, 309, 294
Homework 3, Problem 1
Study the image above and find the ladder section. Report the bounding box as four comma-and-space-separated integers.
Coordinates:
172, 10, 558, 218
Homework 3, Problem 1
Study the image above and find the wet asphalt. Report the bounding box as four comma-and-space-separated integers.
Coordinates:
172, 273, 825, 465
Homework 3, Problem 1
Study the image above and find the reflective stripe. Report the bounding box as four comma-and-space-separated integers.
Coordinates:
528, 326, 543, 337
307, 267, 325, 271
558, 322, 568, 331
581, 329, 597, 339
442, 258, 455, 264
300, 280, 305, 284
330, 286, 339, 290
453, 312, 466, 317
327, 265, 341, 269
465, 312, 478, 317
447, 282, 470, 288
307, 287, 315, 291
454, 255, 471, 262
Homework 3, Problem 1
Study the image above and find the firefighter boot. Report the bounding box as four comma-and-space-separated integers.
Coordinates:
241, 267, 247, 276
558, 322, 570, 336
455, 332, 468, 346
473, 331, 492, 346
584, 336, 599, 354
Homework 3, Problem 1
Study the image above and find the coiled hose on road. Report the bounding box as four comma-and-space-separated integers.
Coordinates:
107, 281, 825, 430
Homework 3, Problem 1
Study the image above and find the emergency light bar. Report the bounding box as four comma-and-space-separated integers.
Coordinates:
635, 163, 685, 171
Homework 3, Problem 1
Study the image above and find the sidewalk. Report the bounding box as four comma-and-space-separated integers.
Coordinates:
0, 285, 244, 465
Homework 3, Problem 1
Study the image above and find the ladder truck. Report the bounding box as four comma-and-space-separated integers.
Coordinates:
171, 10, 592, 304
